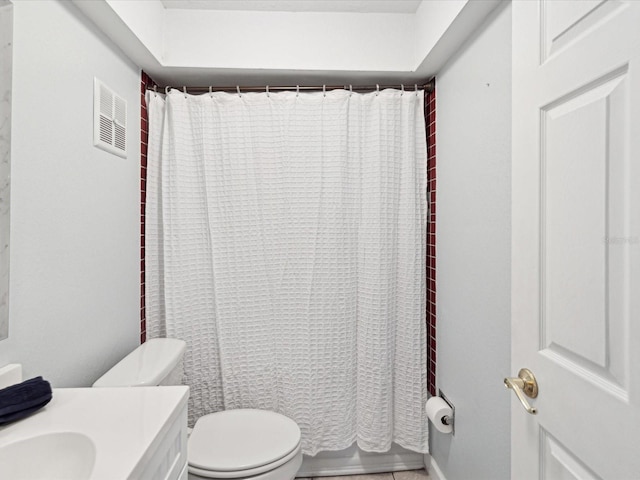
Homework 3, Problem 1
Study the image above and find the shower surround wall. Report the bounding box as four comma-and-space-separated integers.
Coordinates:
140, 71, 155, 344
425, 86, 436, 397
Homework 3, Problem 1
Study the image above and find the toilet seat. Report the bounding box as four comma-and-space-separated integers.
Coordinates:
188, 409, 302, 479
188, 442, 301, 479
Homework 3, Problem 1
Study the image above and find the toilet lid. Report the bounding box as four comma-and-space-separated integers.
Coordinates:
188, 409, 301, 473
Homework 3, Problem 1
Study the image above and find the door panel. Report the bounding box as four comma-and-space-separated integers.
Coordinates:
541, 69, 629, 393
541, 1, 626, 63
540, 429, 602, 480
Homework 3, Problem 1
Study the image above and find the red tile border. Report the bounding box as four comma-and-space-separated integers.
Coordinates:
140, 70, 157, 344
425, 83, 437, 396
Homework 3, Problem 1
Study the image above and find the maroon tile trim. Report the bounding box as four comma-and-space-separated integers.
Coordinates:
140, 71, 157, 344
425, 84, 437, 396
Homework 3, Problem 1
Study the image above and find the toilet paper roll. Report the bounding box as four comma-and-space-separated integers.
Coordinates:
426, 396, 453, 434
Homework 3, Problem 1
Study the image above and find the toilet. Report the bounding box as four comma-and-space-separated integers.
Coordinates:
93, 338, 303, 480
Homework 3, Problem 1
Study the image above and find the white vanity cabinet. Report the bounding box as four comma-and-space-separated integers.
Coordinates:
0, 375, 189, 480
131, 388, 189, 480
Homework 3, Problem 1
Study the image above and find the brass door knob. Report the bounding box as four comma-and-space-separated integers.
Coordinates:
504, 368, 538, 414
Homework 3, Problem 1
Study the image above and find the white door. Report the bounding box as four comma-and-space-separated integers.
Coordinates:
512, 1, 640, 478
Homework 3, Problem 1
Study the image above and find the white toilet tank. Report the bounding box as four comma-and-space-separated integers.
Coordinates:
93, 338, 186, 388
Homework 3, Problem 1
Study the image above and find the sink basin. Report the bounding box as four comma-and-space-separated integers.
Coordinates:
0, 431, 96, 479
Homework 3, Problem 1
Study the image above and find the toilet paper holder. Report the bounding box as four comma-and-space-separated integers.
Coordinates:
438, 390, 455, 435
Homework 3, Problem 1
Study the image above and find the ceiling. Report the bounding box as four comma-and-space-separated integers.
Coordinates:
160, 0, 423, 13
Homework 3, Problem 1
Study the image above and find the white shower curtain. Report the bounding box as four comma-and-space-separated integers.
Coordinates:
146, 88, 428, 455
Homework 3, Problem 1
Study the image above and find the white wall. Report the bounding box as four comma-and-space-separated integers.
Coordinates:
107, 0, 165, 61
431, 2, 511, 479
164, 9, 415, 72
0, 2, 12, 342
0, 0, 140, 387
413, 0, 466, 66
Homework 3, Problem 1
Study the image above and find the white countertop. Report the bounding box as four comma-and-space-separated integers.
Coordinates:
0, 386, 189, 479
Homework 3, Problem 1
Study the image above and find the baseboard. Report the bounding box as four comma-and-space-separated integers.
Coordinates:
297, 444, 427, 477
427, 454, 447, 480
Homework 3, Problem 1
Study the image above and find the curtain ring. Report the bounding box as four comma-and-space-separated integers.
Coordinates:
349, 85, 353, 96
209, 86, 213, 98
266, 85, 270, 97
237, 86, 242, 97
323, 85, 326, 97
401, 84, 404, 96
165, 86, 171, 95
183, 86, 188, 98
415, 84, 418, 96
376, 84, 380, 96
296, 85, 299, 97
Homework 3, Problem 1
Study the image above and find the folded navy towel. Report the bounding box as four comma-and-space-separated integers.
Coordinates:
0, 376, 52, 426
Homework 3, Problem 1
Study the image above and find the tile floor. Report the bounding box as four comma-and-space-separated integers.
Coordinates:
298, 469, 430, 480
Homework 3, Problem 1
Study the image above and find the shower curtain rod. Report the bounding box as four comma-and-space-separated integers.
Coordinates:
155, 80, 434, 95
